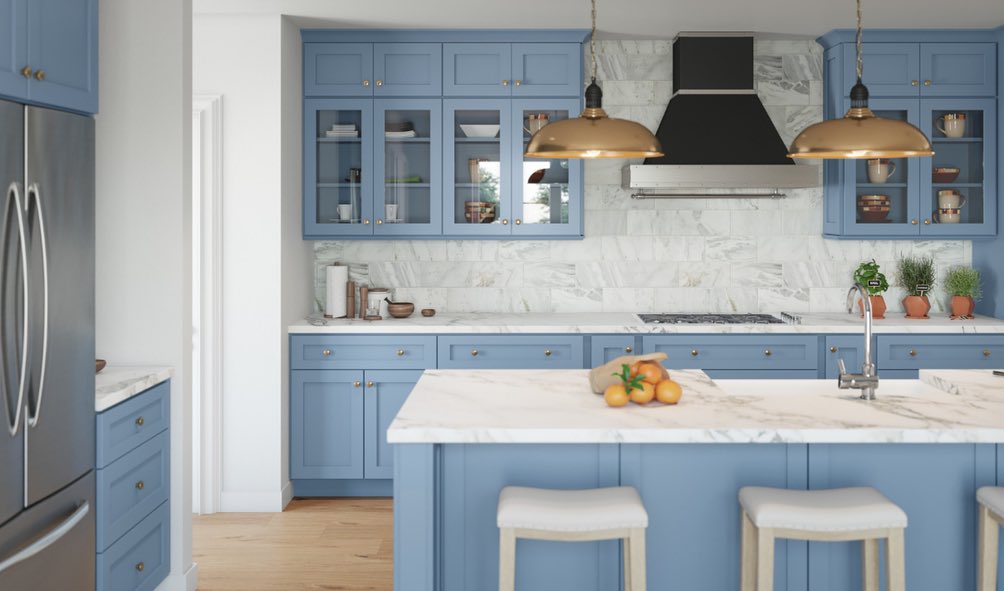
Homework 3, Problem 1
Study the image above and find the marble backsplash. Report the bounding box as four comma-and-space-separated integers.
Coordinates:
313, 38, 970, 315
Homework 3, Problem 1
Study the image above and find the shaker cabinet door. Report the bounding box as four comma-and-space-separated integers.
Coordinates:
290, 370, 365, 479
843, 43, 920, 97
373, 43, 442, 96
363, 370, 422, 479
443, 43, 512, 96
920, 43, 996, 97
25, 0, 98, 113
0, 0, 27, 102
511, 43, 582, 97
305, 43, 374, 97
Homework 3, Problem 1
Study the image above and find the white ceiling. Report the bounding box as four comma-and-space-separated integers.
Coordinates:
194, 0, 1004, 38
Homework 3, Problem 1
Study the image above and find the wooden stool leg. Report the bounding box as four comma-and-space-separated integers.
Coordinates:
978, 505, 1000, 591
885, 529, 906, 591
741, 511, 756, 591
628, 528, 647, 591
861, 538, 879, 591
623, 535, 633, 591
499, 528, 516, 591
756, 528, 774, 591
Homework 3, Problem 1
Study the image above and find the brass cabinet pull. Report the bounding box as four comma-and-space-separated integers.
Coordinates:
376, 219, 383, 225
366, 381, 375, 388
375, 80, 383, 87
923, 80, 932, 86
691, 349, 699, 357
924, 219, 931, 225
135, 416, 145, 427
544, 349, 552, 357
136, 562, 145, 572
20, 66, 32, 78
909, 349, 917, 357
514, 219, 522, 225
363, 218, 370, 225
514, 79, 522, 86
353, 381, 361, 388
135, 481, 145, 491
501, 219, 509, 225
911, 219, 918, 225
396, 349, 405, 356
911, 80, 919, 86
33, 70, 44, 81
471, 349, 479, 357
502, 79, 509, 86
362, 80, 370, 87
625, 346, 633, 353
322, 349, 332, 357
830, 346, 838, 353
984, 349, 991, 357
764, 349, 772, 357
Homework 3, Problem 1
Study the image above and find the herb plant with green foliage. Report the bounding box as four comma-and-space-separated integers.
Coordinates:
853, 259, 889, 296
897, 256, 935, 296
944, 267, 982, 300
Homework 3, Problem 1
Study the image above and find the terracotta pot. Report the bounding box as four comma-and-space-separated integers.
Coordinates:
858, 295, 887, 320
903, 295, 931, 319
950, 295, 975, 319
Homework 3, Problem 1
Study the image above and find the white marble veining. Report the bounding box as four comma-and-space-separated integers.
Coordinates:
95, 366, 173, 412
920, 369, 1004, 398
386, 369, 1004, 444
289, 312, 1004, 334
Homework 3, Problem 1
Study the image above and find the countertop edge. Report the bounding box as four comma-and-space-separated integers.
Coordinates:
95, 366, 174, 413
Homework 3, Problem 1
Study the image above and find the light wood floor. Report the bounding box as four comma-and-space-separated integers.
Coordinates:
193, 498, 393, 591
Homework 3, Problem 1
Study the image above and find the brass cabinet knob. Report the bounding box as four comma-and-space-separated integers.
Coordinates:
375, 80, 383, 87
911, 80, 919, 86
363, 218, 370, 225
135, 416, 145, 427
366, 381, 375, 388
544, 349, 552, 357
135, 481, 145, 491
909, 349, 917, 357
136, 562, 145, 572
924, 219, 931, 225
354, 381, 361, 388
625, 346, 633, 353
691, 349, 699, 357
764, 349, 772, 357
501, 219, 509, 225
362, 80, 370, 87
322, 349, 332, 357
514, 219, 522, 225
376, 219, 383, 225
396, 349, 405, 356
830, 346, 838, 353
984, 349, 991, 357
514, 80, 522, 86
924, 80, 932, 86
471, 349, 479, 357
20, 66, 31, 78
911, 219, 919, 225
33, 70, 44, 81
502, 79, 509, 86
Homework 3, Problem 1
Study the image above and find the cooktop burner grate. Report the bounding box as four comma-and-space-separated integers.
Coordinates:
639, 313, 785, 325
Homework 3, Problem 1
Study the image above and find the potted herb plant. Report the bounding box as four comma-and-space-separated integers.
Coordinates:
944, 266, 981, 320
852, 259, 889, 319
896, 256, 935, 319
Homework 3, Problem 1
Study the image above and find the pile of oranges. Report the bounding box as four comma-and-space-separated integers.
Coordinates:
603, 359, 683, 408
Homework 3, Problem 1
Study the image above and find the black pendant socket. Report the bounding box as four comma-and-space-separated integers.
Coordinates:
584, 79, 603, 109
850, 81, 870, 109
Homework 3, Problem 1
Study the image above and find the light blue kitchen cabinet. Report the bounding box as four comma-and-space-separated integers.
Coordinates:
304, 43, 374, 97
0, 0, 97, 114
364, 370, 423, 479
642, 335, 819, 377
823, 334, 870, 379
290, 370, 365, 480
438, 335, 585, 369
875, 334, 1004, 377
511, 43, 582, 97
373, 43, 442, 97
838, 42, 996, 98
589, 335, 638, 367
841, 43, 920, 97
443, 43, 512, 96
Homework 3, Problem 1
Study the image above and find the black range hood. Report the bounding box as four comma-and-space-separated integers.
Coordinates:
624, 33, 818, 190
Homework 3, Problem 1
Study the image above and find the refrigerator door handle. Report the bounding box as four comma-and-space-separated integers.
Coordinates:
3, 181, 29, 437
25, 182, 47, 428
0, 501, 89, 575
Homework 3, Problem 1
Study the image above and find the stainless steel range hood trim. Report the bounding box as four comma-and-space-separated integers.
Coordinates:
624, 164, 820, 190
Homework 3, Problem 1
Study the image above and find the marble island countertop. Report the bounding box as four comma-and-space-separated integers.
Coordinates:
386, 368, 1004, 444
95, 365, 173, 412
290, 312, 1004, 334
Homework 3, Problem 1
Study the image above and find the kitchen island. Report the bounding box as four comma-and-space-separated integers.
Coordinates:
388, 369, 1004, 591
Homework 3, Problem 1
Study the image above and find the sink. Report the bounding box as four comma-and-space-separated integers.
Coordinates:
713, 379, 945, 399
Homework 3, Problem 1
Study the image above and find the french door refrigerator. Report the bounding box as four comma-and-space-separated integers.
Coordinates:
0, 99, 96, 590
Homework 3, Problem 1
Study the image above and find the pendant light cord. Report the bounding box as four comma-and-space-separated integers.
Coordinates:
855, 0, 863, 82
590, 0, 598, 82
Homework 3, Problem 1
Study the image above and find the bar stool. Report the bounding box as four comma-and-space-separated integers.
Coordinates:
978, 486, 1004, 591
739, 486, 907, 591
497, 486, 648, 591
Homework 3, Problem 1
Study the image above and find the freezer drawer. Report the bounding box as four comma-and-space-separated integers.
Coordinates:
0, 471, 95, 591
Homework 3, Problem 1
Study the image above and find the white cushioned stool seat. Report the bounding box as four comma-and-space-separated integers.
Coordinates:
497, 486, 648, 532
739, 486, 907, 532
978, 486, 1004, 516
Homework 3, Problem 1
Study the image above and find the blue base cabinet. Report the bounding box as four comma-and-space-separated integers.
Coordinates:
642, 334, 819, 378
95, 380, 171, 591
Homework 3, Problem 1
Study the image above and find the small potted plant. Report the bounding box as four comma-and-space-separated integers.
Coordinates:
944, 266, 981, 319
896, 256, 935, 319
852, 259, 889, 319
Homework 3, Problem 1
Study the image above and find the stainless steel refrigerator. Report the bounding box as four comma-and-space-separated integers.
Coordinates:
0, 99, 96, 590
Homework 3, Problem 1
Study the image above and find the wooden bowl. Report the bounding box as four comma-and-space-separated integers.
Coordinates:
96, 359, 106, 373
858, 210, 890, 223
387, 302, 415, 318
421, 308, 436, 317
932, 167, 960, 183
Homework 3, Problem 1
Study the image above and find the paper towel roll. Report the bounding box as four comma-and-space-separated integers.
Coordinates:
325, 265, 349, 318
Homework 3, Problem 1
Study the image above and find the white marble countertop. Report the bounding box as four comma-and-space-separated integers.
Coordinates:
387, 369, 1004, 444
95, 366, 173, 413
289, 312, 1004, 334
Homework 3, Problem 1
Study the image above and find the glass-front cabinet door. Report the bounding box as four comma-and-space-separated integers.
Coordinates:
442, 99, 512, 236
304, 98, 374, 237
919, 98, 996, 236
374, 99, 442, 235
841, 99, 921, 237
511, 99, 582, 236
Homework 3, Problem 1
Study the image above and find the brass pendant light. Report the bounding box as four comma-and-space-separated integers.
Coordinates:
524, 0, 663, 159
788, 0, 933, 159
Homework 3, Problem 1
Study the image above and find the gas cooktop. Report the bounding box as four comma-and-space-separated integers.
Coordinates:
638, 313, 785, 325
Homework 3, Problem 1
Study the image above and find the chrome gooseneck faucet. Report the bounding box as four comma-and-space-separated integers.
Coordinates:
838, 283, 879, 400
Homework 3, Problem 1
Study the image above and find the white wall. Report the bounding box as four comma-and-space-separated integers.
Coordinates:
193, 12, 309, 511
96, 0, 194, 589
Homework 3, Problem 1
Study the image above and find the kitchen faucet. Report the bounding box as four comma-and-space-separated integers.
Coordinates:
837, 283, 879, 400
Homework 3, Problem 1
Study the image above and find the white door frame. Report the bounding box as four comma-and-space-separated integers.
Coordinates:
192, 94, 223, 514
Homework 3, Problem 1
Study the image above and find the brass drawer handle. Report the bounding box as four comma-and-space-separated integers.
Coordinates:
909, 349, 917, 357
397, 349, 405, 356
362, 79, 370, 87
322, 349, 332, 357
20, 66, 31, 78
502, 79, 509, 86
984, 349, 991, 357
354, 381, 361, 388
911, 79, 919, 86
924, 219, 931, 225
135, 481, 145, 491
923, 79, 932, 86
911, 219, 918, 225
363, 218, 370, 225
625, 346, 633, 353
691, 349, 699, 357
33, 70, 44, 81
376, 219, 383, 225
544, 349, 552, 357
764, 349, 772, 357
830, 346, 838, 353
135, 562, 145, 573
501, 219, 509, 225
135, 416, 145, 427
514, 219, 522, 225
471, 349, 479, 357
375, 80, 383, 87
366, 381, 375, 388
514, 79, 522, 86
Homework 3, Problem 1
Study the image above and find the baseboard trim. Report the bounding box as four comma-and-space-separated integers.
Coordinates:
220, 489, 288, 512
185, 562, 199, 591
281, 480, 294, 509
292, 478, 393, 497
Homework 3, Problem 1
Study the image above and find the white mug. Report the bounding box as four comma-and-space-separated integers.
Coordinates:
937, 113, 966, 138
524, 114, 549, 135
337, 204, 352, 220
937, 208, 961, 224
937, 189, 966, 210
867, 159, 896, 184
385, 204, 399, 221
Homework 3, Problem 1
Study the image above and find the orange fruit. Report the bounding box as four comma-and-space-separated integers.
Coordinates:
630, 381, 656, 405
604, 384, 630, 407
632, 361, 664, 385
655, 379, 683, 405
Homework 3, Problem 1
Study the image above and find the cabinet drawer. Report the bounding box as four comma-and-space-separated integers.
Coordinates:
96, 381, 170, 468
877, 335, 1004, 370
439, 335, 584, 369
96, 431, 170, 552
590, 335, 638, 367
642, 335, 819, 370
96, 501, 170, 591
291, 335, 437, 370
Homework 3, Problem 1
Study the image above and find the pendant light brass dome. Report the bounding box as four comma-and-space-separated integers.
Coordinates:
523, 0, 663, 160
788, 0, 933, 160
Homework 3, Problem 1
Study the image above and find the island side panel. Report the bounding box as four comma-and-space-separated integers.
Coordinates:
394, 444, 436, 591
807, 444, 997, 591
439, 444, 620, 591
620, 443, 807, 591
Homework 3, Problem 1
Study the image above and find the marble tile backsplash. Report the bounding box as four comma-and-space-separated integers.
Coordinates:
313, 38, 970, 315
